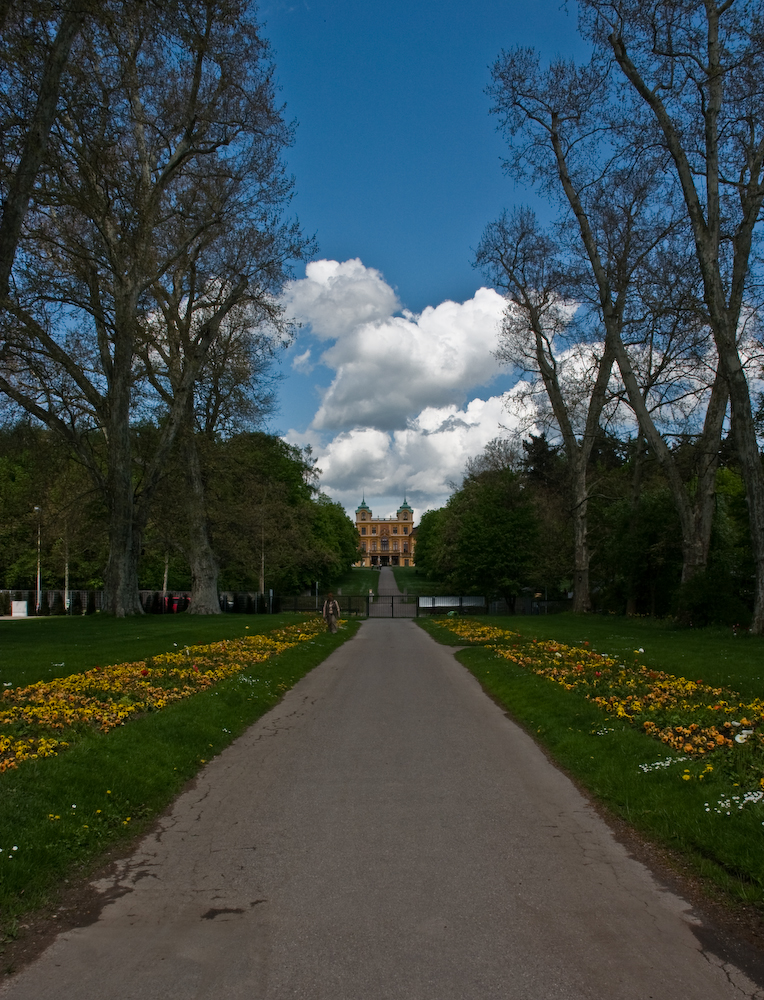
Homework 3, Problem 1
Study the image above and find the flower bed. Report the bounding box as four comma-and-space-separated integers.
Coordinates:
0, 618, 329, 773
435, 617, 764, 788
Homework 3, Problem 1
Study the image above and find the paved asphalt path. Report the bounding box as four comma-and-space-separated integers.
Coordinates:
377, 566, 401, 595
3, 620, 762, 1000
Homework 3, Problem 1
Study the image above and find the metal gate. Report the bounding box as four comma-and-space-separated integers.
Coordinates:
367, 595, 418, 618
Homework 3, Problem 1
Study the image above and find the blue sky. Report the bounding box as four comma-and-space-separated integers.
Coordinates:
258, 0, 589, 516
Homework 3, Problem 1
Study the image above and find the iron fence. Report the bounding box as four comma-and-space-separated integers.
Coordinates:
0, 589, 106, 616
1, 589, 571, 618
367, 595, 418, 618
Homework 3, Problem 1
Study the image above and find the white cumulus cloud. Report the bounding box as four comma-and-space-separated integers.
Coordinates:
281, 258, 525, 515
283, 258, 400, 340
291, 348, 313, 373
285, 393, 531, 519
283, 259, 507, 431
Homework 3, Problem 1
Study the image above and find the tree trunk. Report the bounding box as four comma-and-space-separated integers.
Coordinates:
680, 469, 718, 584
723, 351, 764, 631
182, 424, 221, 615
679, 371, 728, 583
102, 291, 143, 617
103, 430, 143, 616
571, 462, 591, 613
610, 333, 725, 591
104, 493, 143, 616
625, 436, 645, 615
502, 591, 517, 614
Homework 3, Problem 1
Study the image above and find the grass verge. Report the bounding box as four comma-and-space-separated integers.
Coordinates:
0, 615, 360, 943
419, 614, 764, 911
390, 566, 443, 595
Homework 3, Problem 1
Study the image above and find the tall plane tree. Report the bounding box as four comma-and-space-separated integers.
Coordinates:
140, 294, 293, 614
476, 208, 616, 613
577, 0, 764, 629
488, 52, 729, 598
0, 0, 310, 615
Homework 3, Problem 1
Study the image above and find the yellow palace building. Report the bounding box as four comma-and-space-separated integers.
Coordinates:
355, 498, 416, 568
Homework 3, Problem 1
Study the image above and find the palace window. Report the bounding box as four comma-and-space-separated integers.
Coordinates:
402, 512, 408, 519
403, 543, 408, 553
381, 538, 389, 551
392, 540, 398, 551
361, 512, 366, 520
361, 526, 366, 535
393, 526, 398, 534
402, 526, 408, 534
361, 542, 366, 552
372, 540, 377, 551
372, 527, 377, 534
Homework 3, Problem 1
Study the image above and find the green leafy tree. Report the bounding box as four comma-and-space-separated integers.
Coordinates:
420, 469, 538, 607
445, 469, 538, 605
152, 432, 357, 596
0, 423, 107, 590
411, 509, 447, 582
306, 494, 362, 590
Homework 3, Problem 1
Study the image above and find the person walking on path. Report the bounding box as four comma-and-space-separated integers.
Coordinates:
322, 592, 340, 633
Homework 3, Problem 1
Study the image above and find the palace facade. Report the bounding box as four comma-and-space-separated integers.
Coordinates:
355, 499, 416, 567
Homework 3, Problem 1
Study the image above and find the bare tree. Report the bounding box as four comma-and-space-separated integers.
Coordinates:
139, 292, 294, 614
488, 51, 729, 598
0, 0, 310, 615
576, 0, 764, 628
476, 207, 616, 612
464, 435, 523, 478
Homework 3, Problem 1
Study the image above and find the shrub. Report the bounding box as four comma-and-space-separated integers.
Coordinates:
675, 570, 751, 628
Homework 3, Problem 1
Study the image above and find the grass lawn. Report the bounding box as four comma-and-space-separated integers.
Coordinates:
390, 566, 443, 595
419, 613, 764, 911
332, 567, 379, 596
0, 613, 360, 945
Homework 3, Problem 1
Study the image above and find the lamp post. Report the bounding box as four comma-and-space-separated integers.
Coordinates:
64, 529, 69, 614
34, 506, 41, 615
